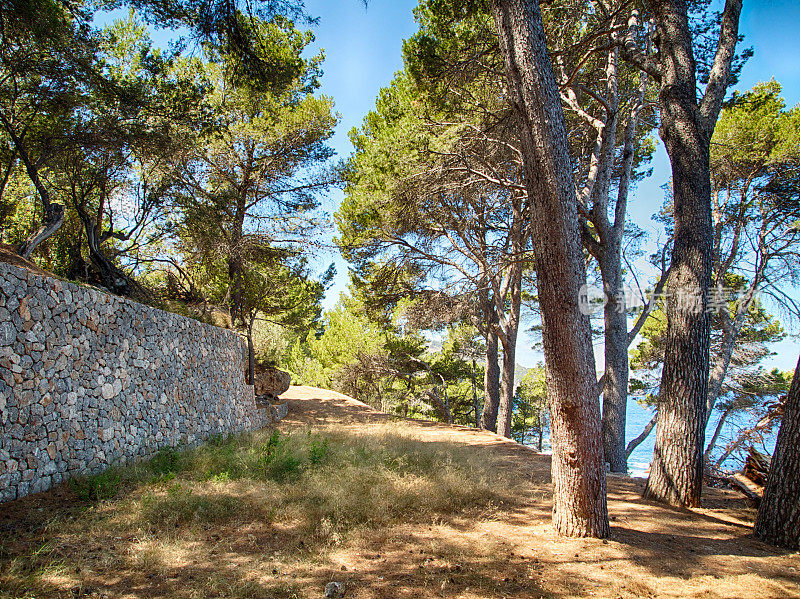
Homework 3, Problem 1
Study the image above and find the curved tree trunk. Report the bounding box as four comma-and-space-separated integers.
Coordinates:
705, 321, 738, 421
642, 0, 735, 507
12, 150, 64, 260
18, 202, 65, 260
625, 410, 657, 459
490, 0, 609, 538
754, 355, 800, 550
0, 115, 65, 259
703, 407, 730, 461
704, 285, 759, 430
75, 205, 137, 297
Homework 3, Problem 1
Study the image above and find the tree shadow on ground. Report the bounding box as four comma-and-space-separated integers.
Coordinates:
3, 386, 800, 598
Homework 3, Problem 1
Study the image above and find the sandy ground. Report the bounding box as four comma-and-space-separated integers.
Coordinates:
1, 385, 798, 599
276, 386, 800, 599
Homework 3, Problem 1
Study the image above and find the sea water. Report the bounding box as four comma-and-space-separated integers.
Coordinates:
625, 399, 656, 477
527, 396, 777, 477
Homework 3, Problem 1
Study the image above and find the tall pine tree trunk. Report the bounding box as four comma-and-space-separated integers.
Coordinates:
497, 267, 523, 438
600, 242, 629, 473
471, 358, 480, 428
490, 0, 609, 538
754, 355, 800, 550
644, 139, 712, 507
481, 310, 501, 432
642, 0, 742, 507
496, 324, 519, 438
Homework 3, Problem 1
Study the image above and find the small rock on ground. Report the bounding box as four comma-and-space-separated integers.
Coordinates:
323, 581, 344, 598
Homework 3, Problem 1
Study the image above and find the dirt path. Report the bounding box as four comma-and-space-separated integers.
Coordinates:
279, 386, 800, 599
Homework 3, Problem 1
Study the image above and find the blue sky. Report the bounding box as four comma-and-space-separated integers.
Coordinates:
300, 0, 419, 303
298, 0, 800, 371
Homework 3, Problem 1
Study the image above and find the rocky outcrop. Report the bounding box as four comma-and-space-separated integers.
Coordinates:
251, 366, 290, 424
253, 366, 291, 398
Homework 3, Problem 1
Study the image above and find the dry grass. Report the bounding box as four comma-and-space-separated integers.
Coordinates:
0, 422, 516, 599
1, 386, 799, 599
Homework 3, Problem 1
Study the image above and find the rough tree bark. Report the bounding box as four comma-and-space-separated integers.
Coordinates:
496, 273, 522, 438
481, 325, 501, 431
641, 0, 742, 507
754, 354, 800, 550
471, 358, 480, 428
481, 304, 501, 432
490, 0, 609, 538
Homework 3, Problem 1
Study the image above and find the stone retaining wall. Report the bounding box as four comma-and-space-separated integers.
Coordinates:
0, 262, 269, 502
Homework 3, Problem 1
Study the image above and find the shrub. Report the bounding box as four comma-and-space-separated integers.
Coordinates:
149, 446, 181, 476
308, 436, 329, 465
70, 468, 121, 501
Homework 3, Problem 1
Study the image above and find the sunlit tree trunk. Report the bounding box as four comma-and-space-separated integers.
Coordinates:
644, 141, 712, 506
754, 355, 800, 550
643, 0, 742, 507
490, 0, 609, 538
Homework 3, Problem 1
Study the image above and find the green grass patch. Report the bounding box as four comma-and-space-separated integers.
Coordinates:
70, 467, 122, 501
140, 483, 243, 528
149, 446, 182, 476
